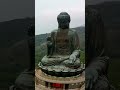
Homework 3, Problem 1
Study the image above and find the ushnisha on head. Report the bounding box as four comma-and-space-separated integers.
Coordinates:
57, 12, 71, 29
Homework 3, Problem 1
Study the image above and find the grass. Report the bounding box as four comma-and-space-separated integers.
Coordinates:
80, 50, 85, 64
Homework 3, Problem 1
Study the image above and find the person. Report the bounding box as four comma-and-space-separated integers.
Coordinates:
85, 7, 110, 90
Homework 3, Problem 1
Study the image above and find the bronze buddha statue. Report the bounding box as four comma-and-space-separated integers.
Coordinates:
38, 12, 83, 76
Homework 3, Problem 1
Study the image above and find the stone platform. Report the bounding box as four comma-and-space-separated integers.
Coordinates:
35, 69, 85, 90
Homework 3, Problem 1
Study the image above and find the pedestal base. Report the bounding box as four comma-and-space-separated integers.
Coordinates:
38, 61, 85, 77
35, 69, 85, 90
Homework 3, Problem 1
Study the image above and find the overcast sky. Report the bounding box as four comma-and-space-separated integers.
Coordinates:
35, 0, 85, 35
0, 0, 34, 22
0, 0, 118, 35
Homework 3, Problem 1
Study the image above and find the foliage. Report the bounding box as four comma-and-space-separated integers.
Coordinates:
80, 50, 85, 64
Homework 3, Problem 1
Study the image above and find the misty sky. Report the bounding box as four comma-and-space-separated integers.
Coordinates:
35, 0, 85, 35
0, 0, 118, 35
0, 0, 34, 22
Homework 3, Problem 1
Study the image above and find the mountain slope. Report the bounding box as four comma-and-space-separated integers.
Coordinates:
0, 17, 34, 48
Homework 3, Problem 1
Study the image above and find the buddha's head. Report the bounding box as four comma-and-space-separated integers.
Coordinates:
57, 12, 71, 29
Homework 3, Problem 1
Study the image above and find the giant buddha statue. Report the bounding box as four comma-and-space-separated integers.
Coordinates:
38, 12, 83, 77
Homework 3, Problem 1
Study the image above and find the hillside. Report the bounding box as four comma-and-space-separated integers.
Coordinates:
0, 17, 34, 48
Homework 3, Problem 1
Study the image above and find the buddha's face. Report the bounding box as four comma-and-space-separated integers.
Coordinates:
57, 12, 71, 29
58, 22, 69, 29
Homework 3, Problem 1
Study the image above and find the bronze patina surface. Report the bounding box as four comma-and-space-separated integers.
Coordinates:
38, 12, 83, 77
